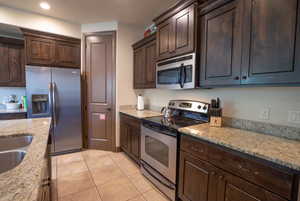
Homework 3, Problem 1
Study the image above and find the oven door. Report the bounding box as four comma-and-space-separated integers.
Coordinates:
141, 125, 177, 183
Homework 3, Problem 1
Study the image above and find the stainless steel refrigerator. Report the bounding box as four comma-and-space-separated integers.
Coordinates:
26, 66, 82, 155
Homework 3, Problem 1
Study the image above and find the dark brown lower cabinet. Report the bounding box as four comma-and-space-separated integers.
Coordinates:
120, 113, 141, 164
0, 113, 27, 120
178, 135, 297, 201
38, 142, 52, 201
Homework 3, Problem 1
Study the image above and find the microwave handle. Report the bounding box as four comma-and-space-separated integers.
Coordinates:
179, 64, 185, 88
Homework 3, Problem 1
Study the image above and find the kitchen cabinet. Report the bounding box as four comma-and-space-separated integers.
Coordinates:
56, 41, 80, 68
120, 113, 141, 164
22, 28, 81, 68
24, 36, 55, 66
0, 37, 25, 87
199, 0, 300, 87
199, 0, 243, 86
37, 140, 52, 201
154, 0, 196, 61
132, 34, 156, 89
240, 0, 300, 85
178, 135, 298, 201
0, 113, 27, 120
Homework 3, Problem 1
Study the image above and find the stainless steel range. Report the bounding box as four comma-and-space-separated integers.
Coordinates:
141, 100, 210, 201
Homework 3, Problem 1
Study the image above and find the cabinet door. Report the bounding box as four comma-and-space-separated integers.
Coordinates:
200, 0, 243, 87
241, 0, 300, 85
8, 45, 25, 86
130, 125, 140, 163
133, 47, 146, 89
218, 170, 288, 201
0, 43, 10, 84
0, 43, 25, 87
120, 121, 129, 153
172, 4, 195, 57
25, 36, 55, 66
144, 40, 156, 88
178, 151, 218, 201
156, 18, 174, 61
56, 41, 80, 68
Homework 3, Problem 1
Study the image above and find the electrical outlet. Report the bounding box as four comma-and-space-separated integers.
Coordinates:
288, 111, 300, 124
259, 108, 270, 120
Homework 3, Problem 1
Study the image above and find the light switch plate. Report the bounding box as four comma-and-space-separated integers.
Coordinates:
288, 111, 300, 124
259, 108, 270, 120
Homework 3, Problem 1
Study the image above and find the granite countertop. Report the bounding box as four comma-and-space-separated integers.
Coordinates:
0, 108, 27, 114
119, 108, 161, 119
179, 123, 300, 171
0, 118, 51, 201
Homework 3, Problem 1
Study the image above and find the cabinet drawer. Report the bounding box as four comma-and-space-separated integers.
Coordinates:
120, 113, 141, 129
207, 144, 294, 200
180, 135, 295, 200
181, 135, 208, 160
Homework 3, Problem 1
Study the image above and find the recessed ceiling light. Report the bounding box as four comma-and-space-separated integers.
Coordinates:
40, 2, 50, 10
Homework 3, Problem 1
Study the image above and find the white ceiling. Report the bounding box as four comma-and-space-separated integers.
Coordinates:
0, 0, 178, 27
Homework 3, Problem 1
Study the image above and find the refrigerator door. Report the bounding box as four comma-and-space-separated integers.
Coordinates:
51, 67, 82, 154
26, 66, 52, 118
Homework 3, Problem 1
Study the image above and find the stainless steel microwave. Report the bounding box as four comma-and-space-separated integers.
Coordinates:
156, 53, 196, 89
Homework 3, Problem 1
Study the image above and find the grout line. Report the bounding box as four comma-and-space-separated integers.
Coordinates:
81, 150, 105, 201
55, 152, 98, 201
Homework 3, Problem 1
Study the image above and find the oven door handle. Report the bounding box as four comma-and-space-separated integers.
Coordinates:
141, 162, 175, 190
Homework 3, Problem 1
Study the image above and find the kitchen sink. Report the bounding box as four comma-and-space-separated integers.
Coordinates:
0, 150, 26, 174
0, 135, 33, 152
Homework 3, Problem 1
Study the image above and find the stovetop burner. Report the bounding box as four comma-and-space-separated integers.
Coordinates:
143, 115, 207, 131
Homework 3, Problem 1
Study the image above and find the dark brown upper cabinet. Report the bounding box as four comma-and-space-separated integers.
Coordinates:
241, 0, 300, 85
199, 0, 300, 87
25, 36, 55, 66
55, 41, 81, 68
22, 28, 81, 68
132, 34, 156, 89
0, 37, 25, 87
154, 0, 197, 61
200, 0, 243, 87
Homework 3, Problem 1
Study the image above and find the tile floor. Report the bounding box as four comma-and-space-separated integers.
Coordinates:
51, 150, 170, 201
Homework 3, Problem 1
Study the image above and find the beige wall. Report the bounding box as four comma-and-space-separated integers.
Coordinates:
142, 87, 300, 128
116, 23, 144, 146
0, 6, 81, 38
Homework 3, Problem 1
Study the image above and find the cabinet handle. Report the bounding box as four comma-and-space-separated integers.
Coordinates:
211, 171, 216, 176
218, 175, 224, 180
234, 76, 240, 80
242, 76, 247, 80
238, 164, 251, 173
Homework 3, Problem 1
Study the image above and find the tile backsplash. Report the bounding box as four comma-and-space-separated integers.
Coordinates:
0, 87, 26, 109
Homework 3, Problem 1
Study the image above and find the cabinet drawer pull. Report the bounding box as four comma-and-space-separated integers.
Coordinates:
238, 164, 251, 173
191, 146, 204, 153
211, 171, 216, 176
218, 175, 224, 180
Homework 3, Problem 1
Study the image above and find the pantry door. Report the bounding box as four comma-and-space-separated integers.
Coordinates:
84, 32, 116, 151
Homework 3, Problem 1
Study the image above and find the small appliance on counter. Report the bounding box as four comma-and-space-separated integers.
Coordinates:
210, 98, 223, 127
2, 95, 20, 110
141, 100, 210, 201
137, 94, 145, 111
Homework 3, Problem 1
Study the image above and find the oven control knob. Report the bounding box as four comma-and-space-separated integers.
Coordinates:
203, 106, 207, 110
197, 105, 202, 110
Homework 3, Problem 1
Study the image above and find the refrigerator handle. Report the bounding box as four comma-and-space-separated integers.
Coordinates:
48, 83, 53, 117
52, 82, 57, 127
